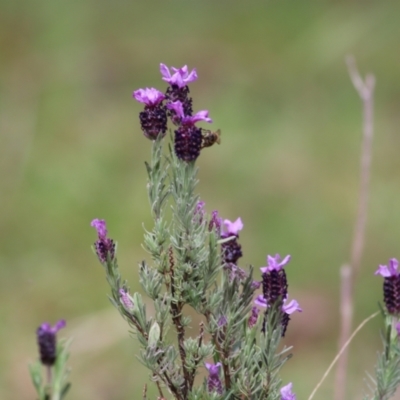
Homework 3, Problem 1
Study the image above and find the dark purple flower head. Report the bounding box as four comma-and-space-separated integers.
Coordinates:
133, 88, 167, 140
36, 320, 66, 366
160, 64, 198, 88
91, 219, 115, 263
222, 218, 243, 237
133, 88, 165, 106
375, 258, 400, 315
205, 362, 223, 394
281, 383, 296, 400
375, 258, 399, 277
165, 100, 212, 161
220, 217, 243, 265
260, 254, 291, 274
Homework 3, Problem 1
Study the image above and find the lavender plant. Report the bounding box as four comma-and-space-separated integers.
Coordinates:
28, 62, 400, 400
30, 320, 71, 400
90, 64, 301, 399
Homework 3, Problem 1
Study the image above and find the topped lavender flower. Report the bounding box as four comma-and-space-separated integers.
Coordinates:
160, 64, 198, 88
221, 217, 243, 265
161, 64, 196, 119
375, 258, 400, 315
167, 100, 212, 162
91, 219, 115, 263
133, 87, 167, 140
36, 320, 66, 366
205, 362, 223, 394
260, 254, 289, 307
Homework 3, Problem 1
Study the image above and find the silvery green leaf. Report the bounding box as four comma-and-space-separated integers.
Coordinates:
148, 322, 160, 347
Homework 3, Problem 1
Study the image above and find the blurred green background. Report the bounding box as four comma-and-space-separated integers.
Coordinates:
1, 0, 400, 398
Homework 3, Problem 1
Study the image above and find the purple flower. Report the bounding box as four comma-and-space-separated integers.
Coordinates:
119, 289, 134, 311
222, 218, 243, 236
282, 299, 302, 314
260, 254, 289, 308
193, 200, 206, 224
375, 258, 400, 315
133, 88, 167, 140
36, 320, 66, 366
280, 382, 296, 400
260, 254, 291, 274
254, 296, 302, 314
220, 217, 243, 265
209, 210, 222, 234
167, 101, 212, 125
375, 258, 399, 277
160, 63, 198, 88
251, 280, 261, 290
248, 306, 260, 328
133, 87, 165, 106
205, 362, 223, 394
217, 315, 227, 327
91, 219, 115, 263
91, 218, 108, 239
255, 295, 301, 336
166, 100, 211, 162
254, 295, 268, 308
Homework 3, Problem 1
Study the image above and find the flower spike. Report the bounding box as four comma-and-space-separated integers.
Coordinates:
36, 320, 66, 366
375, 258, 400, 315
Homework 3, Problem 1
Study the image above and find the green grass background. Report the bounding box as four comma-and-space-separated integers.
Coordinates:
1, 0, 400, 398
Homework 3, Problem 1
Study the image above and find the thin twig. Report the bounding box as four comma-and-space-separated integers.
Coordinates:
154, 379, 164, 400
333, 55, 376, 400
309, 312, 379, 400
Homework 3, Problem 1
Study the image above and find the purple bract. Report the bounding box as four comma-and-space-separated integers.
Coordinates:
375, 258, 399, 277
260, 254, 291, 274
160, 63, 198, 88
167, 100, 212, 125
222, 217, 243, 236
280, 382, 296, 400
133, 88, 165, 106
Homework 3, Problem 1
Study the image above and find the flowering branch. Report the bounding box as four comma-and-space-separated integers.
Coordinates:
91, 63, 302, 400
